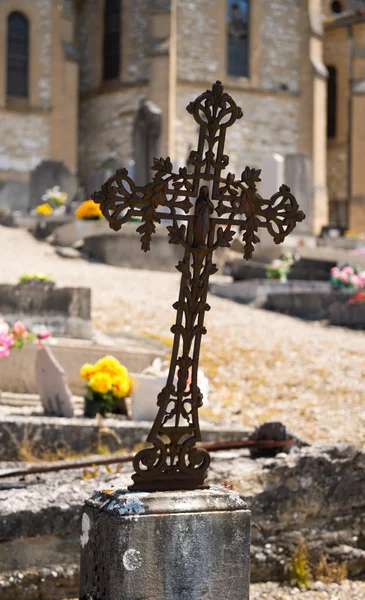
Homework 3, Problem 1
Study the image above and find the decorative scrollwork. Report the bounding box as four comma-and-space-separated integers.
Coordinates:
94, 81, 306, 491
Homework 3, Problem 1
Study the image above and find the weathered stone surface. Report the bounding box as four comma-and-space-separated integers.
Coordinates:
0, 283, 90, 320
83, 224, 183, 271
80, 486, 250, 600
285, 154, 313, 235
329, 301, 365, 329
265, 289, 353, 320
50, 217, 111, 247
210, 279, 332, 306
288, 257, 337, 281
0, 283, 91, 339
0, 413, 250, 461
35, 347, 74, 418
1, 444, 365, 586
0, 181, 29, 213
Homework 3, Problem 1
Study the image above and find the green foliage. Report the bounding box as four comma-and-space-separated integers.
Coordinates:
289, 539, 311, 589
12, 332, 36, 349
18, 273, 54, 284
84, 388, 114, 417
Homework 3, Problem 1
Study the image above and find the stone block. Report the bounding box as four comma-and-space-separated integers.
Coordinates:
50, 218, 111, 247
0, 283, 91, 339
287, 257, 337, 281
265, 289, 353, 320
285, 154, 313, 234
79, 487, 250, 600
35, 347, 74, 417
29, 160, 77, 210
83, 224, 183, 271
210, 279, 332, 305
0, 413, 251, 460
231, 260, 268, 281
329, 301, 365, 329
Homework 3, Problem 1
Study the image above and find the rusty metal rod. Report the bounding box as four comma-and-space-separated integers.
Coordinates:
0, 439, 294, 480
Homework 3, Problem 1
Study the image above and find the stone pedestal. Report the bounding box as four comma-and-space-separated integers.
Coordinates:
79, 486, 251, 600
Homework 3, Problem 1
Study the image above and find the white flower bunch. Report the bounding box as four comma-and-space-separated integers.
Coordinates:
41, 186, 68, 207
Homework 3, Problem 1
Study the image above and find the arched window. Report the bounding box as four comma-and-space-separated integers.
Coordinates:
103, 0, 121, 81
327, 66, 337, 139
227, 0, 250, 78
7, 12, 29, 98
331, 1, 343, 14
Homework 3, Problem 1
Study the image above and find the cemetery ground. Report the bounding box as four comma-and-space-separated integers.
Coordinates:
1, 225, 364, 448
1, 224, 365, 599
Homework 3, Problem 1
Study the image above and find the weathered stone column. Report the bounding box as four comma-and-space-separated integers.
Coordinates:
79, 485, 251, 600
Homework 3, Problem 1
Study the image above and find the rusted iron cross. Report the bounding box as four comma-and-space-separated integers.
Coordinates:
94, 81, 305, 492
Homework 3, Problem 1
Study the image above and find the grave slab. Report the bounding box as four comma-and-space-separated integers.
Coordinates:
0, 335, 165, 395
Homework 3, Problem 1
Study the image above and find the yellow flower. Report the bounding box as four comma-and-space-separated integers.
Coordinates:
112, 374, 131, 398
36, 203, 53, 215
95, 356, 128, 378
80, 363, 96, 380
89, 372, 112, 395
75, 199, 103, 220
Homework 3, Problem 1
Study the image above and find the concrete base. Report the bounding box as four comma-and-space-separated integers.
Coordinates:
79, 486, 251, 600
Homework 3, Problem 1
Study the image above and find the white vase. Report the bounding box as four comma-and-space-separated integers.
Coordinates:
131, 371, 209, 421
131, 374, 166, 421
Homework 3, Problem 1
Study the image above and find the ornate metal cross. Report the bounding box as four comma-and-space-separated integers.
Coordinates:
94, 81, 305, 492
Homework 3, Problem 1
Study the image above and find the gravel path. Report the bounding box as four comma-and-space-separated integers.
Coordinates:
250, 581, 365, 599
1, 225, 365, 447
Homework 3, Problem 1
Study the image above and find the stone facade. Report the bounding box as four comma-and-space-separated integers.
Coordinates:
324, 10, 365, 231
0, 0, 78, 208
1, 0, 364, 232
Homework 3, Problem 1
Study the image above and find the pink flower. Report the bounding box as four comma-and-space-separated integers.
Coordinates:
13, 321, 28, 338
37, 329, 51, 346
343, 266, 355, 274
0, 331, 14, 358
0, 319, 9, 335
339, 272, 349, 283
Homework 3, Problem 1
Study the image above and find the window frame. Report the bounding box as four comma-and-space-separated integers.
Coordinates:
6, 10, 29, 100
226, 0, 250, 80
327, 65, 338, 140
103, 0, 122, 82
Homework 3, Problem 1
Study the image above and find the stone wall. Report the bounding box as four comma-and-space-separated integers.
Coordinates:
175, 85, 299, 178
259, 0, 301, 92
175, 0, 301, 178
0, 0, 79, 190
0, 113, 50, 174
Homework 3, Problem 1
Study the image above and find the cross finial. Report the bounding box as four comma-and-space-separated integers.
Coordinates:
94, 82, 305, 491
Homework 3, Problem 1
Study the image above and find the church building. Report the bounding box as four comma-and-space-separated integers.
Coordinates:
0, 0, 364, 233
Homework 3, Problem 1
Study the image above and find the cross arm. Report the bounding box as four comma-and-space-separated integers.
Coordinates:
93, 159, 197, 252
215, 167, 305, 260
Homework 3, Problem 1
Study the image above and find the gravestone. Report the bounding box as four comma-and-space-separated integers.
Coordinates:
256, 153, 285, 256
133, 99, 162, 186
29, 160, 77, 211
285, 154, 313, 235
0, 180, 29, 212
35, 346, 74, 417
86, 155, 122, 199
